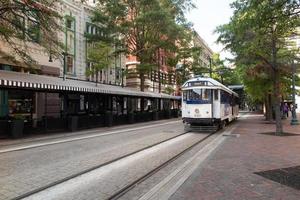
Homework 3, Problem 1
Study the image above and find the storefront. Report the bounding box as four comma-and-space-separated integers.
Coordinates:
0, 70, 180, 138
7, 90, 35, 120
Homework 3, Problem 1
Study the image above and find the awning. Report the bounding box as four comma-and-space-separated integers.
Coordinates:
0, 70, 179, 100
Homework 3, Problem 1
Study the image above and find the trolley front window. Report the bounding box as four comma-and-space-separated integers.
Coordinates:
183, 89, 211, 104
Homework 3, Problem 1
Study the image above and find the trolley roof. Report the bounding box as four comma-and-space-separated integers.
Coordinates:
182, 77, 238, 97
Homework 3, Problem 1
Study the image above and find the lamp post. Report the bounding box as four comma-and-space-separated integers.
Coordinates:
121, 68, 125, 88
291, 60, 299, 125
62, 52, 67, 81
49, 51, 67, 81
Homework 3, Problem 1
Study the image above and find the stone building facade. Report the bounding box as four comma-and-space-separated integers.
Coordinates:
0, 0, 126, 119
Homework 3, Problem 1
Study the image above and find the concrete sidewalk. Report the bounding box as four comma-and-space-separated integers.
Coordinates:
171, 113, 300, 200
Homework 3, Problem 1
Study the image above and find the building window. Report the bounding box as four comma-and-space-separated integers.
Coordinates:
13, 14, 25, 39
66, 18, 75, 30
66, 55, 74, 73
8, 90, 35, 120
27, 18, 40, 42
86, 22, 103, 80
65, 16, 75, 74
67, 31, 75, 54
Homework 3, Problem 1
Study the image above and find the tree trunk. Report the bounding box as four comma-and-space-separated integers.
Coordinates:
96, 71, 99, 87
265, 98, 269, 120
271, 27, 283, 135
157, 50, 161, 93
140, 72, 145, 92
274, 69, 283, 135
265, 92, 273, 121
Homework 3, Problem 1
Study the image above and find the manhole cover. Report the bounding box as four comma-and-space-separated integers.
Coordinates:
257, 132, 300, 137
255, 165, 300, 190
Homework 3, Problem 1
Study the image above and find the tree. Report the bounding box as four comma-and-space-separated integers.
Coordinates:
216, 0, 300, 135
210, 54, 241, 86
86, 41, 114, 86
92, 0, 194, 91
0, 0, 63, 66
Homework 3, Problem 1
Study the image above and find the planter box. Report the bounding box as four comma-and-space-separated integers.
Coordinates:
68, 116, 78, 132
165, 110, 171, 119
172, 109, 179, 118
152, 111, 159, 121
10, 120, 24, 139
105, 112, 113, 127
128, 113, 135, 124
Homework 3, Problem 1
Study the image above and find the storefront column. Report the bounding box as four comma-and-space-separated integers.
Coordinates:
0, 65, 11, 117
44, 92, 48, 130
0, 90, 8, 117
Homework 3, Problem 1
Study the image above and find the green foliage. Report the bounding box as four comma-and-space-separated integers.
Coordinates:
216, 0, 300, 133
211, 53, 242, 86
216, 0, 300, 101
0, 0, 63, 66
92, 0, 194, 91
175, 45, 205, 85
86, 41, 114, 83
164, 86, 175, 95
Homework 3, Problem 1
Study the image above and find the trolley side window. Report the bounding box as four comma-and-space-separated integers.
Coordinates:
183, 89, 211, 104
221, 90, 231, 104
214, 90, 219, 100
183, 91, 188, 101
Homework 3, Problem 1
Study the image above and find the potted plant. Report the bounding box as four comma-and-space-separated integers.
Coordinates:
68, 115, 79, 132
152, 109, 159, 121
10, 114, 25, 139
128, 111, 135, 124
105, 111, 113, 127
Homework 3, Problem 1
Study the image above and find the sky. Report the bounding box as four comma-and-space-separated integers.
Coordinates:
186, 0, 234, 61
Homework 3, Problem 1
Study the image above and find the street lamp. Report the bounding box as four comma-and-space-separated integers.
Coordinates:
121, 68, 125, 87
49, 51, 68, 81
291, 60, 299, 125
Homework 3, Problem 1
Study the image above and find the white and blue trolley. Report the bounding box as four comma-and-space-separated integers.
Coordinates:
181, 77, 239, 130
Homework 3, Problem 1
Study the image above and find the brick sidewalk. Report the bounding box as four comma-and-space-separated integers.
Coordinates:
171, 113, 300, 200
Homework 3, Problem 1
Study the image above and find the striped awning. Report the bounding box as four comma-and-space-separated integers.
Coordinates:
0, 70, 179, 100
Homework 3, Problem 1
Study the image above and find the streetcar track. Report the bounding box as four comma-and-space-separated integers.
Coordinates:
107, 131, 217, 200
0, 120, 180, 154
12, 131, 189, 200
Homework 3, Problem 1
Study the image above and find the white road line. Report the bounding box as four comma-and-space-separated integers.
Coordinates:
0, 121, 180, 153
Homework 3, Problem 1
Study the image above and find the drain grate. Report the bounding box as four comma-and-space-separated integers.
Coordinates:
255, 165, 300, 190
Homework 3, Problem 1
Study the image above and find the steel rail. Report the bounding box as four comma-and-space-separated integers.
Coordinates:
11, 131, 190, 200
107, 131, 217, 200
